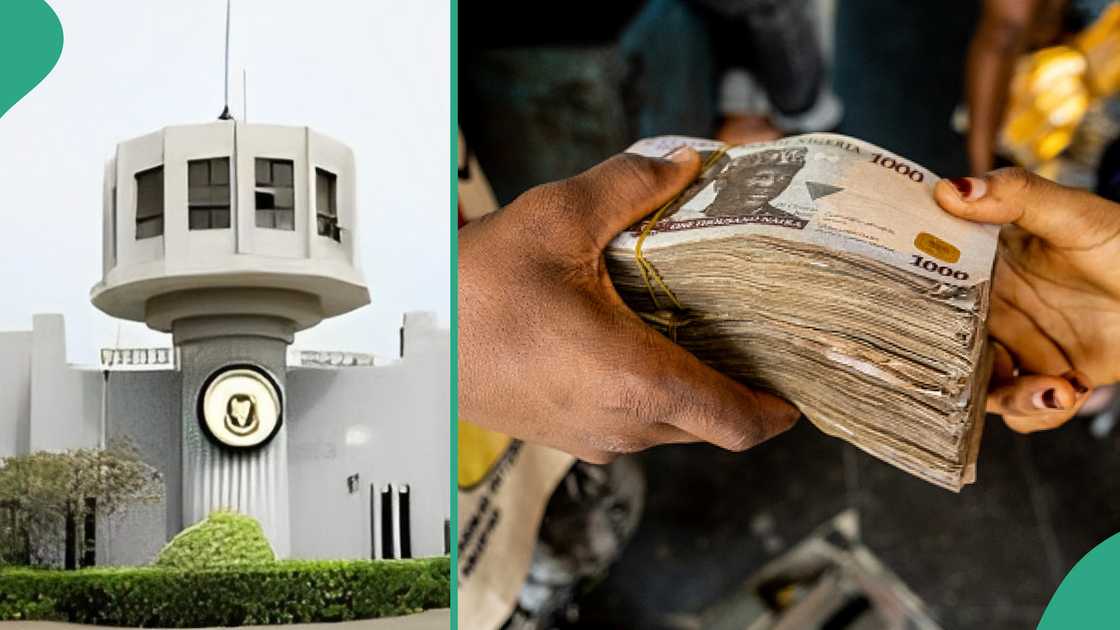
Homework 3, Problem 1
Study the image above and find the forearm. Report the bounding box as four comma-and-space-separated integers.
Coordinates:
966, 7, 1035, 174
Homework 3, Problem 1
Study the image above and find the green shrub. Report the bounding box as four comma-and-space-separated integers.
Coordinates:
154, 510, 274, 569
0, 556, 450, 626
0, 590, 60, 622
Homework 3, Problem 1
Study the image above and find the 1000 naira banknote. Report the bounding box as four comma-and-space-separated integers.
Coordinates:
620, 134, 999, 290
608, 134, 997, 491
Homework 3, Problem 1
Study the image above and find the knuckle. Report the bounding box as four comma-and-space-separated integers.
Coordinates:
680, 396, 763, 452
986, 398, 1008, 417
702, 387, 765, 447
990, 167, 1034, 198
772, 411, 799, 434
994, 388, 1020, 414
722, 425, 763, 452
515, 180, 567, 209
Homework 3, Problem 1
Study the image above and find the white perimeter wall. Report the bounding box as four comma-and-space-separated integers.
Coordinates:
0, 330, 32, 457
286, 317, 450, 559
0, 313, 450, 561
29, 314, 102, 452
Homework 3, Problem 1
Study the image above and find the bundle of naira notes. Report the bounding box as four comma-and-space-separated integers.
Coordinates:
607, 134, 1000, 491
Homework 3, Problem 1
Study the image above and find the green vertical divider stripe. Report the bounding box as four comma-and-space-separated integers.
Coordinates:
450, 0, 460, 626
0, 0, 63, 119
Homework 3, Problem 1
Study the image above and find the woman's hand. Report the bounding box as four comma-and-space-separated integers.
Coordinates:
934, 168, 1120, 432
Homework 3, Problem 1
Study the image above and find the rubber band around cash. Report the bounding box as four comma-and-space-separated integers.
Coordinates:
638, 310, 696, 343
634, 146, 729, 311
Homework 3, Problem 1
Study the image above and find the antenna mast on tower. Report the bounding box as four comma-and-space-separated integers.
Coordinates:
218, 0, 233, 120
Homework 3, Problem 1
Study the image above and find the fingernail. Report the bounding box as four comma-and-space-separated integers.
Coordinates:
1064, 372, 1090, 395
1033, 388, 1064, 410
948, 177, 986, 201
664, 146, 693, 163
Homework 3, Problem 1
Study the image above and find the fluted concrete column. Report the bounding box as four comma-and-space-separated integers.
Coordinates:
175, 316, 292, 558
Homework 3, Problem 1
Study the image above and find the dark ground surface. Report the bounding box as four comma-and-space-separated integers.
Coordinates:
568, 419, 1120, 630
565, 2, 1120, 629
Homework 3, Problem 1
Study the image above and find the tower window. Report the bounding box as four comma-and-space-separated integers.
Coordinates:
315, 168, 340, 242
135, 166, 164, 239
188, 157, 231, 230
255, 158, 295, 230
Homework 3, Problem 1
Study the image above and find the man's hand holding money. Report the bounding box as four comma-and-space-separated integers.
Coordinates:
458, 148, 799, 463
935, 168, 1120, 433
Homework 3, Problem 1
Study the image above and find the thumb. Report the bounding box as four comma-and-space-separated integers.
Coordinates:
933, 167, 1120, 249
562, 146, 702, 250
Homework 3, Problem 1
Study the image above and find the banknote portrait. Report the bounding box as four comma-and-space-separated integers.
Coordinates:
640, 150, 731, 225
628, 145, 809, 234
705, 147, 806, 222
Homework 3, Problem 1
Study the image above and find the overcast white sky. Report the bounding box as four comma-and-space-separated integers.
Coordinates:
0, 0, 450, 365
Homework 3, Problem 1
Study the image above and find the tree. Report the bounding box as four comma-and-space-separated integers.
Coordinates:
0, 439, 163, 568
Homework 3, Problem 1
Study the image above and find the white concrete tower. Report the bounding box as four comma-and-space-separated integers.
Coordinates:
90, 121, 370, 557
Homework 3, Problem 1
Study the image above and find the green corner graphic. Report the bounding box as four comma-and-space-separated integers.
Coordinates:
1038, 530, 1120, 628
0, 0, 63, 120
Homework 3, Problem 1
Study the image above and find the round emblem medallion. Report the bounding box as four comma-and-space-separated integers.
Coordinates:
197, 365, 283, 449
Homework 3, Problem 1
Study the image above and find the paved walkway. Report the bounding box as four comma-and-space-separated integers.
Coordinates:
0, 609, 449, 630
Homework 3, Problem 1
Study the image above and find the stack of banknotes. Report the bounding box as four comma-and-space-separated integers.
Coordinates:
607, 134, 999, 491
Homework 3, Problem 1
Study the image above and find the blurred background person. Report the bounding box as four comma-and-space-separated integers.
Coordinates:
460, 0, 840, 205
964, 0, 1069, 175
695, 0, 843, 144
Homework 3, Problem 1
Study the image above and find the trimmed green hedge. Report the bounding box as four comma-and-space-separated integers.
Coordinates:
155, 511, 275, 569
0, 557, 450, 626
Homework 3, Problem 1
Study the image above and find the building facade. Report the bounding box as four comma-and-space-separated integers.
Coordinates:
0, 312, 449, 565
